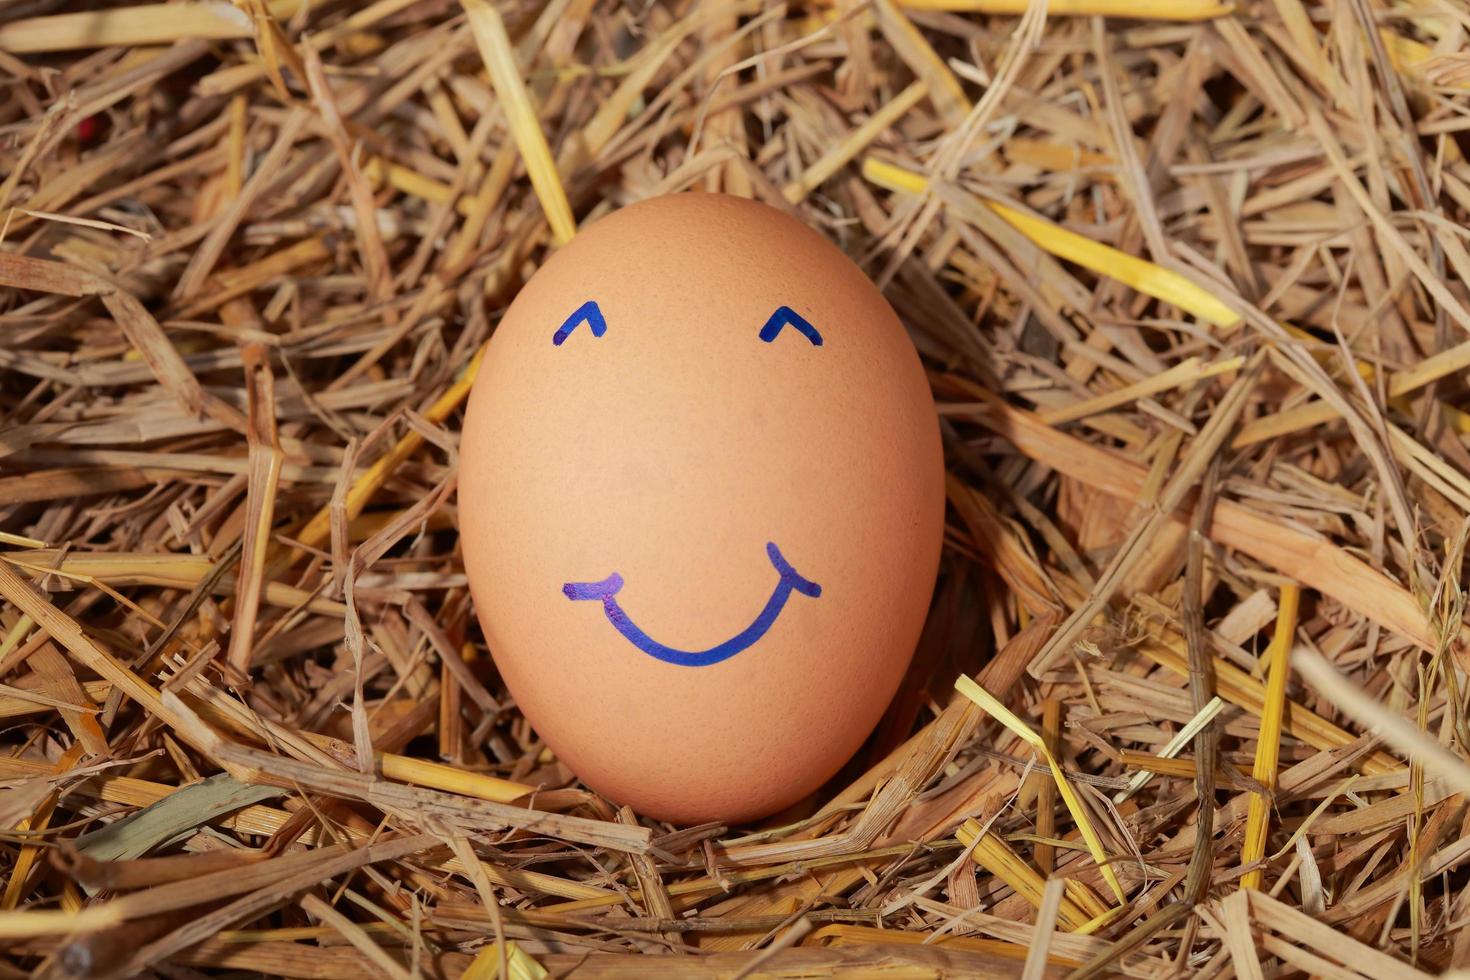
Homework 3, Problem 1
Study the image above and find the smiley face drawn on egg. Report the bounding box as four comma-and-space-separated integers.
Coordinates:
458, 193, 945, 823
562, 541, 821, 667
554, 301, 824, 667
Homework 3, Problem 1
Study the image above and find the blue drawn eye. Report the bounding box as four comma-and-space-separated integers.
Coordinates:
759, 306, 822, 347
552, 300, 608, 346
552, 301, 821, 348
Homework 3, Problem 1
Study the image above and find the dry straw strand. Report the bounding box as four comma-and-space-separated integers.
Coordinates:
1240, 583, 1300, 890
462, 0, 577, 246
954, 675, 1125, 903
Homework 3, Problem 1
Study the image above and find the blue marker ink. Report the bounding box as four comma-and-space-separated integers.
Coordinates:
562, 542, 821, 668
553, 300, 608, 346
759, 306, 822, 347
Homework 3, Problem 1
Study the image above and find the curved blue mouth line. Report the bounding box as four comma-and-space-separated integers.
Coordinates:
562, 542, 821, 668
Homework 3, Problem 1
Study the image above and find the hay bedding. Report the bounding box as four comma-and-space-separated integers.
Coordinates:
1, 0, 1469, 975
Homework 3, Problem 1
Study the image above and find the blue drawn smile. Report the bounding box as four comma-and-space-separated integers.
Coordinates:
562, 542, 821, 667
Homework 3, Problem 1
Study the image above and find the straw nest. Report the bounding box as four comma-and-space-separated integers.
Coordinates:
3, 0, 1470, 976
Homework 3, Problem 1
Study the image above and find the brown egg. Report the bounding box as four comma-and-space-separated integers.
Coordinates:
459, 193, 944, 824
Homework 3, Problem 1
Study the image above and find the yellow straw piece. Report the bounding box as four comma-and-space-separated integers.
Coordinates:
365, 157, 454, 207
0, 0, 304, 53
862, 156, 929, 196
885, 0, 1230, 17
955, 819, 1095, 931
989, 200, 1239, 326
0, 614, 34, 662
379, 753, 531, 804
0, 532, 48, 549
1241, 583, 1301, 891
1381, 29, 1470, 91
461, 0, 577, 246
1443, 404, 1470, 436
365, 157, 490, 218
462, 941, 549, 980
954, 675, 1126, 903
284, 341, 487, 561
1075, 905, 1126, 936
0, 906, 123, 939
862, 158, 1241, 327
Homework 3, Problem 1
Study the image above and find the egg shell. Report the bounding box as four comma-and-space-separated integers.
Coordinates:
459, 193, 944, 824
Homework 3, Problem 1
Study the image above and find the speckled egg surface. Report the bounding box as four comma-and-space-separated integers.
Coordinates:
459, 193, 944, 824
